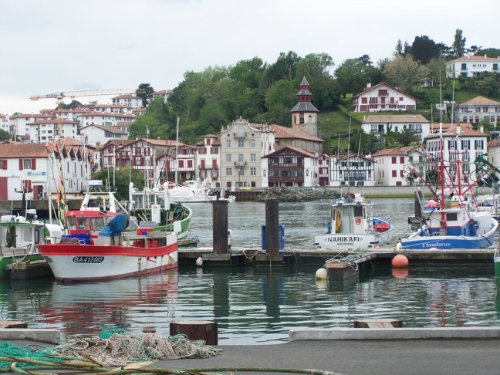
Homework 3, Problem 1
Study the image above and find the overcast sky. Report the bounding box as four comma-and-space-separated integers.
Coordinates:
1, 0, 499, 114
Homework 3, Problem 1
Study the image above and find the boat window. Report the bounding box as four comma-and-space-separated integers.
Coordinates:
446, 213, 458, 221
354, 206, 363, 217
34, 228, 40, 244
22, 227, 33, 244
68, 218, 77, 231
91, 218, 105, 230
78, 218, 90, 230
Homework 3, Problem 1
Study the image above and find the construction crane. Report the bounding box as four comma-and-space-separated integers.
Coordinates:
29, 88, 139, 140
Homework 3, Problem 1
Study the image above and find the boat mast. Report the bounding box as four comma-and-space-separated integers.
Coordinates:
175, 117, 179, 186
439, 72, 445, 229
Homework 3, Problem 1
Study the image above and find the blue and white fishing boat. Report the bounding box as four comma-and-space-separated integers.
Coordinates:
400, 123, 498, 250
400, 195, 498, 250
314, 193, 393, 250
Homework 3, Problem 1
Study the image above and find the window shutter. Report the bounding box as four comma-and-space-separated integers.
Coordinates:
32, 159, 36, 169
1, 160, 6, 169
19, 159, 23, 170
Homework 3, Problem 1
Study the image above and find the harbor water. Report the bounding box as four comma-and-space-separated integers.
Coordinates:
1, 198, 499, 345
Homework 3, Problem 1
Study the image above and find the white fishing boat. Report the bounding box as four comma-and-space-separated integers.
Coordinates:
38, 214, 178, 282
314, 193, 393, 250
0, 209, 62, 279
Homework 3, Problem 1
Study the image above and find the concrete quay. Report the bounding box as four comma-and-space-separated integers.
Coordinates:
152, 328, 500, 375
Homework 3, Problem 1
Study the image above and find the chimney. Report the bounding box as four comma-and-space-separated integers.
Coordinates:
480, 125, 484, 133
367, 83, 371, 88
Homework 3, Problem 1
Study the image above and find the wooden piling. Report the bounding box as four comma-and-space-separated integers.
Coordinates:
415, 190, 423, 219
265, 200, 279, 256
212, 200, 229, 254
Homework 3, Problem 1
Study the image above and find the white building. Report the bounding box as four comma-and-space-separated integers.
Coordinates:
79, 112, 135, 127
361, 114, 430, 142
455, 96, 500, 125
195, 134, 220, 188
352, 82, 417, 113
91, 104, 134, 114
79, 124, 128, 147
27, 119, 78, 143
0, 114, 9, 133
372, 146, 422, 186
0, 143, 91, 200
487, 137, 500, 170
10, 113, 56, 137
329, 153, 375, 187
445, 55, 500, 78
151, 90, 173, 103
111, 94, 142, 109
220, 117, 275, 189
425, 125, 487, 182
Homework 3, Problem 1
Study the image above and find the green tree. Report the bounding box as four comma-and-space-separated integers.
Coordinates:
383, 55, 421, 92
265, 51, 300, 83
91, 167, 145, 201
129, 97, 174, 140
452, 29, 466, 57
394, 39, 403, 56
476, 48, 500, 58
335, 56, 379, 97
396, 127, 420, 146
410, 35, 441, 64
136, 83, 155, 108
0, 129, 10, 140
62, 100, 82, 109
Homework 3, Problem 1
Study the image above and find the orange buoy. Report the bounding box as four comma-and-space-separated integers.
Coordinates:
392, 268, 409, 278
392, 254, 409, 268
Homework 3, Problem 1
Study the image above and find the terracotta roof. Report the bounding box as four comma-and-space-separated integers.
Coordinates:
97, 139, 135, 151
11, 113, 56, 119
92, 104, 133, 109
152, 90, 173, 95
55, 137, 85, 146
80, 124, 128, 135
353, 82, 417, 101
363, 114, 429, 123
488, 138, 500, 148
448, 55, 500, 62
270, 124, 323, 142
372, 147, 417, 157
112, 94, 139, 99
116, 121, 131, 127
426, 124, 487, 139
0, 143, 49, 158
80, 112, 135, 118
428, 122, 473, 134
263, 146, 317, 159
28, 119, 78, 125
459, 96, 500, 106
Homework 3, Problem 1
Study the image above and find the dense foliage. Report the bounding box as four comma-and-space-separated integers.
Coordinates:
129, 29, 499, 153
91, 167, 145, 201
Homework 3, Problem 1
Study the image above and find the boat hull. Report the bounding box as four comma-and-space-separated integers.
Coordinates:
38, 243, 178, 281
314, 227, 393, 251
400, 218, 498, 250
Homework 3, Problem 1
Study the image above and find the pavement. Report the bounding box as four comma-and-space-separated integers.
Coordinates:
2, 328, 500, 375
153, 338, 500, 375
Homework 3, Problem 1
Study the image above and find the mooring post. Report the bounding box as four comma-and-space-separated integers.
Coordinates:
415, 189, 423, 219
265, 199, 280, 255
212, 200, 229, 254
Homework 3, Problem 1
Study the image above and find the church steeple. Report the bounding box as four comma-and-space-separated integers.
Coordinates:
290, 76, 319, 136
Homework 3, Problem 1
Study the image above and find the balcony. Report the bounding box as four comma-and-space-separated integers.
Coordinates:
234, 161, 246, 168
268, 176, 304, 183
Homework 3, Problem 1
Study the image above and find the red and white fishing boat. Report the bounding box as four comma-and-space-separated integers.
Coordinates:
38, 214, 178, 282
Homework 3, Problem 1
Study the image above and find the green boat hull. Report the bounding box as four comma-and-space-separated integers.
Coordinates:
0, 254, 44, 279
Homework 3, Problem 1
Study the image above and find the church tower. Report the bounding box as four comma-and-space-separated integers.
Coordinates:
290, 76, 319, 136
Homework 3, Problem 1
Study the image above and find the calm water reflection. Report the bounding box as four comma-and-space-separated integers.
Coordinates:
1, 266, 499, 345
0, 199, 498, 345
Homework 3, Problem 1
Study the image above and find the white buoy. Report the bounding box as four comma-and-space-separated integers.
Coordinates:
196, 257, 203, 267
396, 242, 402, 251
315, 267, 327, 280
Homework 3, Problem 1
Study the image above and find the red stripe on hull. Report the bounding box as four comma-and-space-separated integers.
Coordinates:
54, 262, 178, 282
38, 243, 177, 257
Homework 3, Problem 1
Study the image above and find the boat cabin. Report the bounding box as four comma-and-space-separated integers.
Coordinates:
328, 195, 371, 235
65, 210, 118, 237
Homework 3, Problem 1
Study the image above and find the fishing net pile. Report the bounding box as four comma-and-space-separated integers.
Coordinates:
52, 330, 221, 367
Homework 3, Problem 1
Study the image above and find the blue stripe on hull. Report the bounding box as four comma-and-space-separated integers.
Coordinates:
401, 232, 496, 250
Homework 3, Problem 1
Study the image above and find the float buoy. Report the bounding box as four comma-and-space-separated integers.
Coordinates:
315, 267, 327, 280
392, 254, 409, 268
196, 257, 203, 267
392, 268, 409, 278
